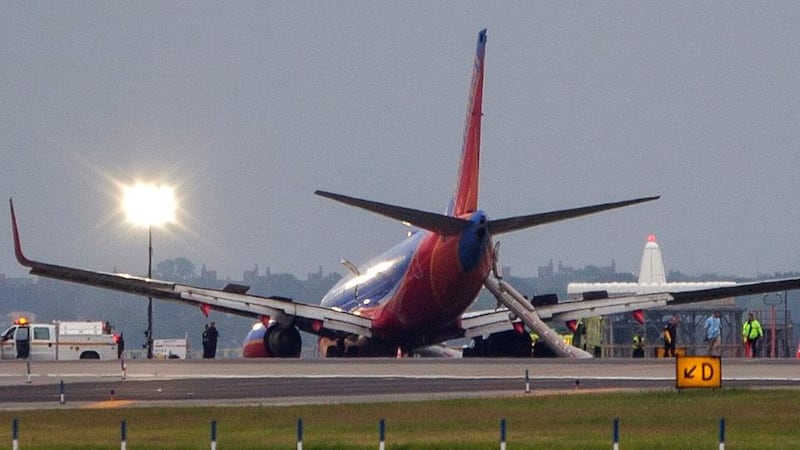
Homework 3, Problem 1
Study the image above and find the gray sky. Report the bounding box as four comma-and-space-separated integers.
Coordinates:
2, 3, 799, 282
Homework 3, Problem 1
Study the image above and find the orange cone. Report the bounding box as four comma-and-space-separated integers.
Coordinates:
396, 346, 402, 359
795, 341, 800, 359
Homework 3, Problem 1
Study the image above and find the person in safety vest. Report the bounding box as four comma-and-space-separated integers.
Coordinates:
632, 331, 645, 358
662, 314, 678, 357
742, 312, 764, 358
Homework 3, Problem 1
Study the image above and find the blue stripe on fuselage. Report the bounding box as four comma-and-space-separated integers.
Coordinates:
458, 211, 489, 272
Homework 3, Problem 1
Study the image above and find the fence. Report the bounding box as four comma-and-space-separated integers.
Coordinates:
6, 416, 731, 449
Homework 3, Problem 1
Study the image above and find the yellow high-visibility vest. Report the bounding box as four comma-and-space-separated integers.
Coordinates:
743, 320, 763, 340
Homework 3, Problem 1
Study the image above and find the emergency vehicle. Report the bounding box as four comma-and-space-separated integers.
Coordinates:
0, 317, 120, 360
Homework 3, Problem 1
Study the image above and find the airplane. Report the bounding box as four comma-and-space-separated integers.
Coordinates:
9, 30, 800, 358
566, 234, 738, 299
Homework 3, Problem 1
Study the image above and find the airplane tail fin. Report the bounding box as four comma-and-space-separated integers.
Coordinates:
638, 234, 667, 285
316, 29, 658, 238
447, 29, 486, 218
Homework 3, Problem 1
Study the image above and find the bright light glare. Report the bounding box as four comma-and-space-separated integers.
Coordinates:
342, 260, 394, 290
122, 183, 176, 227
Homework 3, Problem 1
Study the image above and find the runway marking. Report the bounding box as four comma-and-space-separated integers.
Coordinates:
5, 373, 800, 383
85, 400, 136, 409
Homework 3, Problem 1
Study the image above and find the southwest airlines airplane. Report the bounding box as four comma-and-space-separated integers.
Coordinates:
10, 30, 800, 358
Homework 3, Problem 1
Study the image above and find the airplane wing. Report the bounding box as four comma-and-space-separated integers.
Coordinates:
475, 276, 800, 327
460, 309, 517, 338
457, 291, 677, 339
9, 200, 372, 338
460, 274, 800, 358
667, 278, 800, 304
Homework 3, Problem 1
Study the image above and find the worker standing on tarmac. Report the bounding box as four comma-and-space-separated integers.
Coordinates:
206, 321, 219, 359
632, 331, 645, 358
202, 323, 211, 358
704, 311, 722, 356
662, 315, 678, 357
743, 312, 764, 357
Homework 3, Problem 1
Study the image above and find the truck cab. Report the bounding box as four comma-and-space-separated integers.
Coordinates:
0, 318, 119, 360
0, 318, 48, 360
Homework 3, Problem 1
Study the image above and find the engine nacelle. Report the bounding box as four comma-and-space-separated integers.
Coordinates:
242, 322, 302, 358
462, 329, 532, 357
266, 325, 302, 357
318, 335, 397, 357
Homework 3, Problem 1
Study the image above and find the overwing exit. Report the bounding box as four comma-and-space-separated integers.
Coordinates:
9, 30, 800, 358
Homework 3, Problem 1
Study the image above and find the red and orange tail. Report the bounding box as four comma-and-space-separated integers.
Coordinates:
316, 29, 657, 238
448, 29, 486, 218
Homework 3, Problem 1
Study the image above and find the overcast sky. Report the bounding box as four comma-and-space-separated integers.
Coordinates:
2, 3, 799, 283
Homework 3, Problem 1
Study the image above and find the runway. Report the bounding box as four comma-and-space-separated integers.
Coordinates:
0, 358, 797, 409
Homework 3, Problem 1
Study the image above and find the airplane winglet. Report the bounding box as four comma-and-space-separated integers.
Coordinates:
9, 199, 35, 267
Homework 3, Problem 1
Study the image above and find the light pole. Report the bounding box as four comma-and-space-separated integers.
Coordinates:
785, 291, 792, 358
122, 182, 176, 359
147, 225, 153, 359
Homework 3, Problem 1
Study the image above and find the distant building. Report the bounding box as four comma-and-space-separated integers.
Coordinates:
308, 266, 324, 281
537, 260, 554, 279
243, 264, 259, 283
200, 264, 217, 281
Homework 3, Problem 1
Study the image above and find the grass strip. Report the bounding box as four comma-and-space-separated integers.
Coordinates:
0, 388, 797, 449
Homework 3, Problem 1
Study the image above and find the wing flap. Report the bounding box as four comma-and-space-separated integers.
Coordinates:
537, 292, 674, 323
459, 309, 515, 338
175, 285, 371, 336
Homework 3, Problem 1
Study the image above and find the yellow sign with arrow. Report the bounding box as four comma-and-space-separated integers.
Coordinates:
675, 356, 721, 389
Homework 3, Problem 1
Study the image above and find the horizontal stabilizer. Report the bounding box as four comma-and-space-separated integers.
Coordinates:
488, 196, 659, 235
315, 190, 471, 235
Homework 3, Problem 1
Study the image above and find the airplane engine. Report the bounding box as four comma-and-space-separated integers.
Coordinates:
266, 324, 302, 357
242, 322, 302, 358
462, 329, 532, 357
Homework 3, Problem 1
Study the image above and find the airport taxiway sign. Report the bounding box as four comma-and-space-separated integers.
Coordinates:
675, 356, 721, 389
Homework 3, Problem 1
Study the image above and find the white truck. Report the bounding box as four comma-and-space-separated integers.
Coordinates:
0, 318, 120, 360
153, 336, 189, 359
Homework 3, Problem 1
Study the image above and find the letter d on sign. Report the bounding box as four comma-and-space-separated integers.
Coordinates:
675, 356, 721, 389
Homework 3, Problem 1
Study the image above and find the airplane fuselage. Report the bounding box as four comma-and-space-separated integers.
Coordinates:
321, 211, 493, 349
